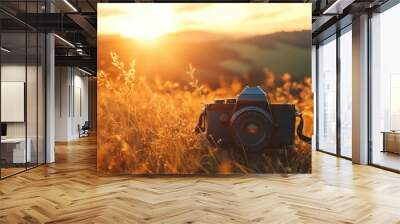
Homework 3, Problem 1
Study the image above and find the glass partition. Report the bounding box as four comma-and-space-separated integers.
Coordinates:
339, 27, 352, 158
1, 31, 28, 177
370, 3, 400, 171
317, 35, 337, 154
0, 1, 46, 179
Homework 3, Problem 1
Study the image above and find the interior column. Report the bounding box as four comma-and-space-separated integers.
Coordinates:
352, 14, 369, 164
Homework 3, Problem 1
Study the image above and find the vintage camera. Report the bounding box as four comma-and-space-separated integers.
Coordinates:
196, 86, 310, 153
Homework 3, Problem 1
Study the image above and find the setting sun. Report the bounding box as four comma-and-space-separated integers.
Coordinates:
99, 4, 178, 41
121, 6, 176, 41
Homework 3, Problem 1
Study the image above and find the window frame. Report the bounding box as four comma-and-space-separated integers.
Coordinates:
314, 23, 353, 160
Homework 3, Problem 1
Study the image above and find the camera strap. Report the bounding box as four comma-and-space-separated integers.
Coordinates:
296, 112, 312, 144
195, 109, 206, 133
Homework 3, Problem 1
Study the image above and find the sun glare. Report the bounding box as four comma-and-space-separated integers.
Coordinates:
115, 5, 176, 41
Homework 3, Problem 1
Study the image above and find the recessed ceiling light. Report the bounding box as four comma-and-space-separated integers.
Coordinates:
323, 0, 354, 15
63, 0, 78, 12
1, 47, 11, 53
78, 67, 93, 76
54, 34, 75, 48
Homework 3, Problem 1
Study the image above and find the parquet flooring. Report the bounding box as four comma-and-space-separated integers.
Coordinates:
1, 167, 26, 178
1, 136, 400, 223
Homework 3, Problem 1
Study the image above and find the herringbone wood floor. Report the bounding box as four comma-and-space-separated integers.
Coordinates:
1, 137, 400, 224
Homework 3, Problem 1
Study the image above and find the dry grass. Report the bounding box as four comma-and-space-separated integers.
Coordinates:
97, 52, 313, 175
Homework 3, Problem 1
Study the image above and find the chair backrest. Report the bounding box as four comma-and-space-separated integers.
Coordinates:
82, 121, 90, 129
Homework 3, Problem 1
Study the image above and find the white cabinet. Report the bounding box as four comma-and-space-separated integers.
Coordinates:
1, 138, 32, 163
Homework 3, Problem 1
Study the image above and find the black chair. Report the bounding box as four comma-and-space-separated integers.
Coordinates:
79, 121, 90, 138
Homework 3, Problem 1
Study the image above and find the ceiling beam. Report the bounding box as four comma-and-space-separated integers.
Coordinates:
323, 0, 356, 14
67, 13, 97, 39
13, 13, 82, 32
55, 55, 96, 70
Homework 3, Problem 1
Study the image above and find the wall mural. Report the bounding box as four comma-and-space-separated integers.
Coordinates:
97, 3, 313, 175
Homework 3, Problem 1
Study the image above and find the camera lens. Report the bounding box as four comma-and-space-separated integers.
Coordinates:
245, 123, 259, 135
230, 107, 274, 153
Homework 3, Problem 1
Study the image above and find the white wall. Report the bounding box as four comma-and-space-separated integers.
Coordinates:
72, 73, 89, 138
1, 65, 35, 138
1, 65, 26, 141
55, 67, 89, 141
55, 67, 70, 141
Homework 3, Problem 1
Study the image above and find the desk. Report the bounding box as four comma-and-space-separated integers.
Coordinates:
382, 131, 400, 154
1, 138, 31, 164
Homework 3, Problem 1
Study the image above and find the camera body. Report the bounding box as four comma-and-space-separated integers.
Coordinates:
201, 86, 296, 153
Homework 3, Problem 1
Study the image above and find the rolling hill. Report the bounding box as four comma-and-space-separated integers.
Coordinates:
98, 30, 311, 88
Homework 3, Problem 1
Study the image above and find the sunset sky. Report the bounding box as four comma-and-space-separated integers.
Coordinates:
98, 3, 311, 41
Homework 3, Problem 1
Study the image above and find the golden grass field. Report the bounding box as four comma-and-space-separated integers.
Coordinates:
97, 52, 313, 175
